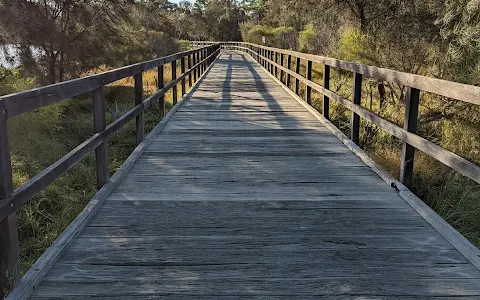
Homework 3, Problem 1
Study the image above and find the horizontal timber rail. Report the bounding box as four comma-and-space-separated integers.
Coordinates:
191, 41, 480, 188
0, 44, 220, 294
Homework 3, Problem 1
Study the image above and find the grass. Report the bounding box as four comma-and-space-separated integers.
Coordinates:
272, 56, 480, 247
2, 60, 195, 277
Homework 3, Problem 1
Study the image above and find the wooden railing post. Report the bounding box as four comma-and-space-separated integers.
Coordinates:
267, 50, 272, 73
280, 53, 285, 83
134, 73, 144, 145
181, 56, 186, 96
198, 51, 202, 74
271, 51, 275, 74
266, 50, 270, 72
203, 49, 206, 72
351, 72, 363, 145
92, 86, 109, 188
274, 52, 279, 78
262, 49, 265, 68
295, 57, 301, 95
172, 60, 178, 105
188, 55, 193, 87
0, 103, 19, 298
264, 49, 267, 68
269, 51, 272, 74
196, 51, 201, 79
400, 87, 420, 188
262, 49, 266, 68
286, 55, 292, 88
193, 52, 198, 82
305, 60, 312, 104
323, 65, 330, 119
158, 65, 165, 117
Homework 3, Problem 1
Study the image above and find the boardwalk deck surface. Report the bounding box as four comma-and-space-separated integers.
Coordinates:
30, 52, 480, 299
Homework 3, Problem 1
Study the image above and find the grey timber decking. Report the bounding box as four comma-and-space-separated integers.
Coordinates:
29, 51, 480, 299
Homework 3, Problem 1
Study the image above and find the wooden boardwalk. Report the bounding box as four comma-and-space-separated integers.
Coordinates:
29, 51, 480, 299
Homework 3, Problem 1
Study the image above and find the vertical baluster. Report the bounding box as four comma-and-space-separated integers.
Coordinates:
274, 52, 279, 78
323, 65, 330, 119
271, 51, 274, 74
134, 73, 144, 145
286, 55, 292, 88
400, 87, 420, 188
0, 102, 19, 298
198, 51, 202, 74
93, 86, 108, 188
260, 48, 265, 68
188, 54, 193, 87
262, 49, 265, 67
196, 51, 201, 79
203, 49, 207, 72
351, 72, 363, 145
193, 52, 197, 82
267, 50, 271, 73
172, 60, 178, 105
305, 60, 312, 104
295, 57, 301, 95
267, 50, 270, 73
181, 56, 186, 96
158, 65, 165, 117
280, 53, 285, 83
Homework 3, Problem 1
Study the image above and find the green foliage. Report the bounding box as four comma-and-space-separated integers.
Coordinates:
269, 26, 297, 49
178, 40, 191, 51
240, 22, 297, 49
335, 26, 375, 64
0, 68, 36, 96
436, 0, 480, 83
299, 24, 317, 53
240, 22, 264, 44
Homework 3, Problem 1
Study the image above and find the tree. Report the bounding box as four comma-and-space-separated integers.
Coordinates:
0, 0, 127, 83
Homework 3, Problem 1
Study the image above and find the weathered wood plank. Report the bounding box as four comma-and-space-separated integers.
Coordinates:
31, 278, 480, 297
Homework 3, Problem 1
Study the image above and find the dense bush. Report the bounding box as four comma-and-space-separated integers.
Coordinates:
240, 22, 297, 49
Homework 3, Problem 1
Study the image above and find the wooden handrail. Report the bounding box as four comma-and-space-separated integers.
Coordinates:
0, 44, 220, 294
218, 42, 480, 188
0, 46, 219, 119
192, 41, 480, 106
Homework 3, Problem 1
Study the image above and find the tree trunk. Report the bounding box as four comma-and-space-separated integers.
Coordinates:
49, 51, 56, 84
378, 82, 386, 108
